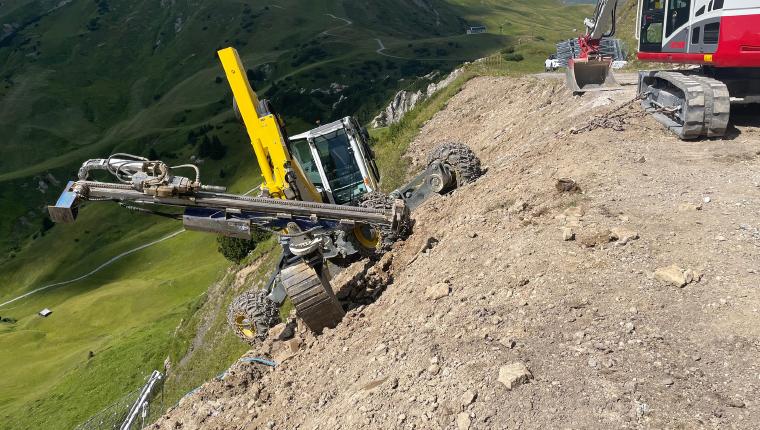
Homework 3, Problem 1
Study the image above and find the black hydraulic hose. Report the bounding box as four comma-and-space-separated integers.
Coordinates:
604, 2, 617, 38
264, 251, 286, 295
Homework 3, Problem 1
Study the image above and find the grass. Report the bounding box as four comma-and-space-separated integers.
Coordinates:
0, 146, 264, 429
0, 230, 229, 429
159, 238, 281, 410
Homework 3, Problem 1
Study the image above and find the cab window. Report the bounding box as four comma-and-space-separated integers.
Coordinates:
666, 0, 690, 37
640, 0, 665, 51
312, 129, 365, 204
289, 138, 322, 186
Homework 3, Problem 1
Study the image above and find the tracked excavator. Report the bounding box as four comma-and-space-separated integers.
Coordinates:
563, 0, 760, 139
48, 47, 483, 341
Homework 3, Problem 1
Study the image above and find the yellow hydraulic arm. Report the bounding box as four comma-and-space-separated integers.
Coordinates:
217, 47, 321, 202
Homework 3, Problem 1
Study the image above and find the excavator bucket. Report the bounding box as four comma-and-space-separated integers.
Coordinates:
566, 58, 620, 93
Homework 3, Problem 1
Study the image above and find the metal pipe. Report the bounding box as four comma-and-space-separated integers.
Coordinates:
120, 370, 162, 430
78, 182, 393, 225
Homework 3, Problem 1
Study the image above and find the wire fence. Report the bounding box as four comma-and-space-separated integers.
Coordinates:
75, 371, 165, 430
471, 55, 515, 75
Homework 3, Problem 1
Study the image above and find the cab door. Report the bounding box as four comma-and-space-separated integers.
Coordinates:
662, 0, 691, 52
639, 0, 666, 52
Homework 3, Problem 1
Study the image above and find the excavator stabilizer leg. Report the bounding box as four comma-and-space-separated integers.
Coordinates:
566, 58, 620, 93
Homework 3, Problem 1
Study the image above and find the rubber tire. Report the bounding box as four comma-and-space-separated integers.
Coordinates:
281, 263, 345, 334
426, 142, 483, 186
227, 289, 281, 343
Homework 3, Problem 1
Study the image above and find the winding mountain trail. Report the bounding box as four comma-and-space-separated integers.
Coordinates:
321, 13, 353, 37
0, 230, 185, 309
0, 186, 260, 310
374, 38, 406, 59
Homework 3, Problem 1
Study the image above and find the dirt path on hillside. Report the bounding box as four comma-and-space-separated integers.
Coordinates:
148, 76, 760, 430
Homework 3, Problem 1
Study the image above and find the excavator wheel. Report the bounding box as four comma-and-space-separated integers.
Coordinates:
426, 142, 483, 187
227, 289, 281, 343
359, 191, 411, 251
281, 262, 345, 334
351, 222, 382, 258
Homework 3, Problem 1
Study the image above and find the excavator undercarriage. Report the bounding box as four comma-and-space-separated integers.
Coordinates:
638, 70, 731, 140
561, 0, 760, 141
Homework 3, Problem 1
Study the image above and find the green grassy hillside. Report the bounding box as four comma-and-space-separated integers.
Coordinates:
0, 1, 592, 428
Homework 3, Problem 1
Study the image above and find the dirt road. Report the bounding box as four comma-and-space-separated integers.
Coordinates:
149, 75, 760, 429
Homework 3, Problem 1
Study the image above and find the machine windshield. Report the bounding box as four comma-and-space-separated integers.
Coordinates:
312, 129, 365, 204
289, 138, 322, 187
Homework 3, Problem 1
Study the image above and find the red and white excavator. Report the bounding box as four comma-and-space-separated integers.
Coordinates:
565, 0, 760, 139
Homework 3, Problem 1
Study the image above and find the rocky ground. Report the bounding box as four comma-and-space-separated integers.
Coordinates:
148, 75, 760, 429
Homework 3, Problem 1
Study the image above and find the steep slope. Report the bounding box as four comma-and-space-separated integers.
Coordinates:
150, 76, 760, 429
0, 1, 594, 428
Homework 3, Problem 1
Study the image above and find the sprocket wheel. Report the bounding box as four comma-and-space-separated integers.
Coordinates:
227, 289, 281, 343
426, 142, 483, 186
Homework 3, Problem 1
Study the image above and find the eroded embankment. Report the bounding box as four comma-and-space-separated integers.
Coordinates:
149, 75, 760, 430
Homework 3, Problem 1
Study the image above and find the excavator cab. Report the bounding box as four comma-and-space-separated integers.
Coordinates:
289, 117, 380, 205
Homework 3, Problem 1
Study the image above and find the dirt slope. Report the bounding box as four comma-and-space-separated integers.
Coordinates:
149, 75, 760, 429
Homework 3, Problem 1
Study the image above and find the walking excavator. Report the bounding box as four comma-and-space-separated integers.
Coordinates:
564, 0, 760, 139
48, 47, 483, 341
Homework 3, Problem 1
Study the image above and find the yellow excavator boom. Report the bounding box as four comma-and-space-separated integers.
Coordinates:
217, 47, 321, 202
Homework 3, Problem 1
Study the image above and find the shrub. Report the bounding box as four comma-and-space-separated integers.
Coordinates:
504, 53, 524, 62
198, 135, 227, 160
216, 228, 271, 263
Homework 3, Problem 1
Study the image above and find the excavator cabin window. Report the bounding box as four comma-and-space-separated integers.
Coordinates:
666, 0, 690, 37
312, 130, 366, 205
290, 138, 323, 187
640, 0, 666, 52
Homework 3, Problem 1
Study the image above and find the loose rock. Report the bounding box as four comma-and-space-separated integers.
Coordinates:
461, 390, 477, 407
563, 206, 586, 218
655, 265, 691, 287
555, 178, 579, 193
268, 323, 294, 341
508, 199, 527, 214
561, 227, 575, 241
456, 412, 471, 430
577, 229, 612, 248
425, 283, 451, 300
498, 362, 533, 390
610, 227, 639, 245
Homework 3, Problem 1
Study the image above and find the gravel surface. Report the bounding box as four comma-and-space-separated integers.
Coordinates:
148, 75, 760, 430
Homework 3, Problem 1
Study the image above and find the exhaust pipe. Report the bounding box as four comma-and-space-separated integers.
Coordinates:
566, 57, 620, 93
